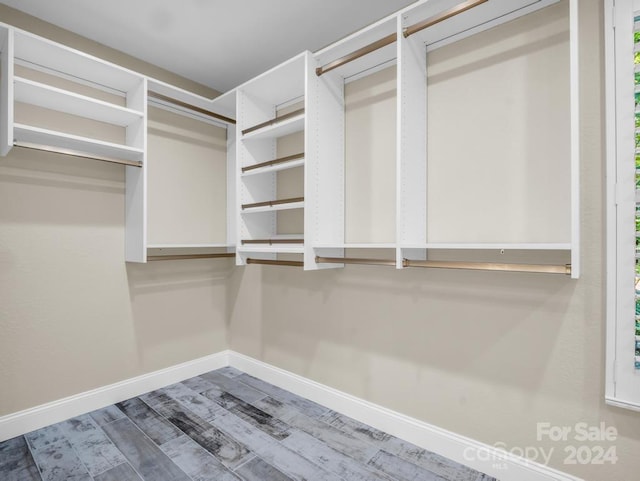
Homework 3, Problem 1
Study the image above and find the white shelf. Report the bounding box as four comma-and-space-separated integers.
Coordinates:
241, 113, 305, 141
400, 243, 572, 250
241, 200, 305, 214
314, 243, 396, 249
14, 76, 143, 126
14, 123, 144, 162
241, 157, 304, 177
405, 0, 560, 52
147, 243, 233, 249
13, 29, 142, 94
238, 246, 305, 254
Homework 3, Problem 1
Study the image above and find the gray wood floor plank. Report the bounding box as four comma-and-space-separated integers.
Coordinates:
368, 450, 450, 481
214, 366, 244, 378
202, 407, 342, 481
200, 372, 268, 404
182, 376, 224, 398
94, 463, 142, 481
101, 417, 191, 481
24, 425, 66, 451
253, 396, 377, 463
60, 415, 127, 476
89, 405, 126, 427
161, 435, 243, 481
236, 374, 330, 419
324, 412, 496, 481
234, 456, 295, 481
154, 398, 252, 470
0, 436, 42, 481
322, 411, 392, 444
383, 436, 495, 481
212, 392, 290, 441
281, 430, 393, 481
28, 438, 93, 481
116, 398, 183, 446
158, 382, 226, 422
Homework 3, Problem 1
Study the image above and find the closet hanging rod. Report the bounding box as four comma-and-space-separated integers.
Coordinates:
242, 239, 304, 245
242, 196, 304, 210
242, 108, 305, 136
242, 153, 305, 173
315, 256, 397, 267
147, 90, 236, 125
403, 0, 488, 38
13, 141, 143, 168
316, 33, 397, 77
315, 0, 487, 76
246, 258, 304, 267
404, 259, 572, 275
147, 253, 236, 261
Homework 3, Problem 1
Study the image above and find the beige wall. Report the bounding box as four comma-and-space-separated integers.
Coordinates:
0, 5, 230, 415
228, 1, 640, 480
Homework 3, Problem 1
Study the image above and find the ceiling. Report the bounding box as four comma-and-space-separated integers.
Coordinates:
1, 0, 417, 92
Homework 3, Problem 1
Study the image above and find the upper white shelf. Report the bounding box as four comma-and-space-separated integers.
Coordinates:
314, 243, 396, 249
241, 112, 305, 141
147, 243, 233, 249
403, 0, 560, 51
400, 243, 571, 250
238, 245, 305, 254
241, 200, 305, 214
239, 52, 307, 106
241, 157, 304, 177
14, 76, 143, 126
14, 123, 144, 162
13, 29, 143, 94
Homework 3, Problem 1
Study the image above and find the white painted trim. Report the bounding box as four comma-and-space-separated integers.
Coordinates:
606, 396, 640, 412
229, 352, 584, 481
0, 351, 229, 442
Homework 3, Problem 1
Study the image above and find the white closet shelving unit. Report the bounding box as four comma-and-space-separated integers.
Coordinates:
305, 0, 580, 277
140, 79, 236, 261
0, 0, 580, 277
0, 23, 148, 262
235, 52, 310, 266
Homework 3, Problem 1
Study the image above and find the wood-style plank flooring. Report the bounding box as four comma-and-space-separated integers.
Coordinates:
0, 367, 497, 481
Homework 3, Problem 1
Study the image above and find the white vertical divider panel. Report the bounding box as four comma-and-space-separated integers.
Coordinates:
125, 78, 148, 262
569, 0, 580, 279
396, 14, 428, 269
235, 89, 277, 265
226, 124, 237, 251
0, 26, 13, 156
305, 55, 345, 269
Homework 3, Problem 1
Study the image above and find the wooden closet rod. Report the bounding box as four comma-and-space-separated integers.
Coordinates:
242, 153, 305, 173
147, 253, 236, 261
246, 258, 304, 267
147, 90, 236, 125
242, 109, 305, 136
402, 0, 488, 38
315, 0, 487, 76
13, 141, 143, 168
404, 259, 572, 275
242, 197, 304, 210
315, 256, 397, 267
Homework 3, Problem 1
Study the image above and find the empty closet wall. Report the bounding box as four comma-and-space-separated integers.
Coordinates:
0, 4, 231, 416
228, 1, 640, 480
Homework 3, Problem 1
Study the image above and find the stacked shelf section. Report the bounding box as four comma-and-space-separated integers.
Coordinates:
0, 25, 148, 262
235, 53, 311, 266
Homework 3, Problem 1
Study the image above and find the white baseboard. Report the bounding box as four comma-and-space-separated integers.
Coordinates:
0, 350, 230, 442
228, 352, 584, 481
